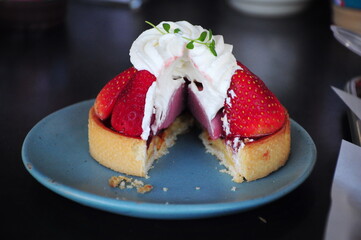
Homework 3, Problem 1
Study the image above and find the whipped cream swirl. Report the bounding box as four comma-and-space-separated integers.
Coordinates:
129, 21, 240, 140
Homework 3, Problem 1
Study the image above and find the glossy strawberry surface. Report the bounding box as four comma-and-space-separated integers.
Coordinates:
110, 70, 156, 137
224, 62, 286, 138
94, 67, 137, 120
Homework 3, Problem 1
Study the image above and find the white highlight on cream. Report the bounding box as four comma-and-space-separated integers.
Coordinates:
222, 114, 231, 136
141, 82, 156, 140
226, 97, 232, 107
229, 89, 237, 98
233, 137, 240, 149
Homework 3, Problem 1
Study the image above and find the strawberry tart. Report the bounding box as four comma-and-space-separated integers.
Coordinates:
88, 21, 291, 183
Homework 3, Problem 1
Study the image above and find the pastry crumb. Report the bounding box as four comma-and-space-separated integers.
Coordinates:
132, 179, 144, 187
195, 186, 201, 190
137, 184, 153, 194
163, 187, 168, 192
231, 186, 237, 191
109, 175, 153, 194
120, 181, 126, 189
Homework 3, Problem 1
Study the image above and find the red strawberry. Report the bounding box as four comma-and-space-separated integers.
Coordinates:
224, 62, 286, 138
94, 67, 137, 120
111, 70, 156, 137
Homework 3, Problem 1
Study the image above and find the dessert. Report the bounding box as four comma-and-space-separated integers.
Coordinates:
88, 20, 291, 183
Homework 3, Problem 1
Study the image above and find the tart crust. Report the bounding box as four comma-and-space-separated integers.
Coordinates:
89, 107, 291, 182
88, 107, 193, 177
199, 116, 291, 182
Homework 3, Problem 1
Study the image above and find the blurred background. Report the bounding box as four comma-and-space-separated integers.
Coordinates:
2, 0, 361, 239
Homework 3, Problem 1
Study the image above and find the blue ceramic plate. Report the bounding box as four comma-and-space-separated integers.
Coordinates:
22, 100, 316, 219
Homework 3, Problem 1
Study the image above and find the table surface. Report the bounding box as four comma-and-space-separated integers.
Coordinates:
2, 0, 361, 239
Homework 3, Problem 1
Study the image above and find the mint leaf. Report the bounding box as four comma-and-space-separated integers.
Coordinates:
198, 31, 207, 42
210, 46, 217, 56
208, 29, 213, 41
209, 40, 217, 56
186, 41, 194, 49
163, 23, 170, 33
145, 21, 218, 57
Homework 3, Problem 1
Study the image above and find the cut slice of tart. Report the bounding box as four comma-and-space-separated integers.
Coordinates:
89, 107, 193, 177
200, 117, 290, 183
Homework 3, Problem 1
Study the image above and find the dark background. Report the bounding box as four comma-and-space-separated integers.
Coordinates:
1, 0, 360, 239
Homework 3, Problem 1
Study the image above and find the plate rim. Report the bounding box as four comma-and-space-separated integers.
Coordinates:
21, 100, 317, 219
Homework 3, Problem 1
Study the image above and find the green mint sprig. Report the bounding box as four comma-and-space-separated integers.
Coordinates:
145, 21, 217, 57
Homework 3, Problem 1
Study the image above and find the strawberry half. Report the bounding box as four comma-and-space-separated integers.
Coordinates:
94, 67, 137, 120
224, 62, 286, 138
111, 70, 156, 137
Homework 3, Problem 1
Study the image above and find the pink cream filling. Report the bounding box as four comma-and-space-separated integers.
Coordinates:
156, 83, 186, 131
187, 88, 222, 139
154, 82, 222, 139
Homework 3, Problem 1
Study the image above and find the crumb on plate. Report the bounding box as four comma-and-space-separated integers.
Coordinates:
108, 175, 153, 194
137, 184, 153, 194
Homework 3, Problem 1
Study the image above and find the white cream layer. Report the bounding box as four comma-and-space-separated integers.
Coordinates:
129, 21, 240, 140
